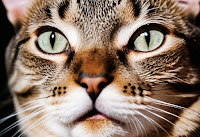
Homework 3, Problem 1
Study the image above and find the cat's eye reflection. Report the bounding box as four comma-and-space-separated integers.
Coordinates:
37, 31, 70, 54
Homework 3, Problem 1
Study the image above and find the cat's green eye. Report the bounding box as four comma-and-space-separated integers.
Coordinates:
38, 31, 69, 54
133, 29, 164, 52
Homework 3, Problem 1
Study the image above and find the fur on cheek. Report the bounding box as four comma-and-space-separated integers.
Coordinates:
45, 87, 93, 124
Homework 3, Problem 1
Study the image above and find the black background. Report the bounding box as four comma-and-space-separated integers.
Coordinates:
0, 1, 17, 136
0, 1, 14, 90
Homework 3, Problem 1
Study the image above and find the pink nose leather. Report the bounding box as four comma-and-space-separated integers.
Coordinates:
80, 77, 108, 95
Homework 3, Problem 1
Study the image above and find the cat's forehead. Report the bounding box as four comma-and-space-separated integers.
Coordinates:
28, 0, 181, 23
24, 0, 186, 45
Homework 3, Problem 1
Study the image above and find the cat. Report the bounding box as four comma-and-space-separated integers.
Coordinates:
1, 0, 200, 137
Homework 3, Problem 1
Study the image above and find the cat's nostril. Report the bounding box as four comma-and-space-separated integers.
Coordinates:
80, 83, 88, 89
98, 82, 108, 91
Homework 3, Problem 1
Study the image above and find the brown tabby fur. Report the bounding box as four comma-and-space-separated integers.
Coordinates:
1, 0, 200, 137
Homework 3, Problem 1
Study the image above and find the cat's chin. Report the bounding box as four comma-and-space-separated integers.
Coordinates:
69, 109, 127, 137
71, 118, 127, 137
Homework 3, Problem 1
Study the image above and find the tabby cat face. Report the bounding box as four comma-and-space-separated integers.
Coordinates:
2, 0, 200, 137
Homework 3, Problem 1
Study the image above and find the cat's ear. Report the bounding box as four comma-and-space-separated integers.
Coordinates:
2, 0, 32, 29
177, 0, 200, 20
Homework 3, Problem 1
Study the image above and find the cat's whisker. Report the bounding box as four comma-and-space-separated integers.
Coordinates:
151, 93, 200, 97
133, 116, 147, 137
137, 117, 148, 137
126, 117, 133, 132
146, 96, 185, 110
147, 88, 173, 91
135, 110, 170, 137
144, 109, 190, 137
31, 94, 55, 101
171, 75, 189, 84
147, 105, 200, 137
129, 117, 139, 137
135, 110, 160, 136
0, 98, 40, 121
123, 113, 133, 131
0, 107, 45, 136
146, 105, 180, 118
133, 117, 143, 137
146, 97, 200, 116
0, 104, 44, 124
0, 102, 42, 124
13, 115, 47, 137
20, 99, 42, 107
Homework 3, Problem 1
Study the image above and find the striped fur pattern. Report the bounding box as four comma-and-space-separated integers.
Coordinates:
1, 0, 200, 136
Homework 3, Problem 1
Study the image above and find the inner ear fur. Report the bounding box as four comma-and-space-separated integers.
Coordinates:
2, 0, 33, 30
177, 0, 200, 20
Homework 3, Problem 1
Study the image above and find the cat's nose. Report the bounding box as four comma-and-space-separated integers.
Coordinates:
77, 73, 112, 102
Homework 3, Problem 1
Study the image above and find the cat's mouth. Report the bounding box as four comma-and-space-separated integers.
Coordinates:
77, 109, 123, 125
78, 109, 108, 121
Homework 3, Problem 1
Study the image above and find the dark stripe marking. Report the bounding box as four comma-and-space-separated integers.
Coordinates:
44, 6, 52, 19
64, 51, 75, 68
59, 1, 69, 19
17, 87, 35, 98
147, 4, 156, 15
117, 49, 129, 66
12, 37, 30, 64
118, 0, 122, 5
132, 1, 141, 17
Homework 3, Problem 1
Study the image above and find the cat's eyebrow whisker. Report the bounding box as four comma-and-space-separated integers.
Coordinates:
13, 115, 47, 137
146, 6, 159, 13
0, 104, 44, 124
0, 107, 45, 136
135, 110, 170, 136
46, 0, 59, 8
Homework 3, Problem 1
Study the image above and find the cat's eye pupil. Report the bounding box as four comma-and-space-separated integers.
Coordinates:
50, 32, 56, 49
144, 31, 150, 46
